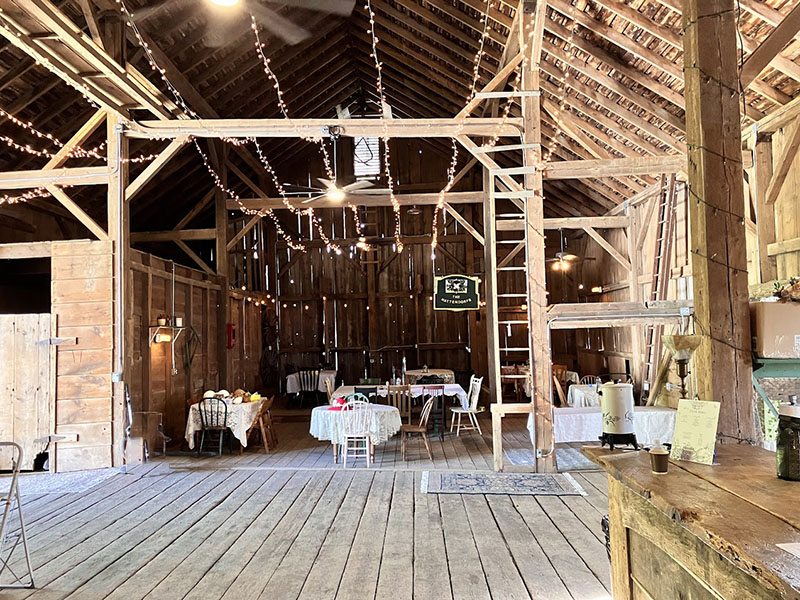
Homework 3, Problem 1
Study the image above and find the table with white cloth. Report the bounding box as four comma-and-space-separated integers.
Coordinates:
566, 384, 600, 407
527, 406, 677, 445
565, 370, 579, 385
310, 404, 402, 462
523, 369, 580, 397
185, 400, 263, 450
403, 368, 455, 385
332, 384, 468, 409
286, 369, 337, 394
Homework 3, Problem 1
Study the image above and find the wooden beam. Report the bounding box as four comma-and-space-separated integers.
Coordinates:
0, 241, 52, 259
174, 189, 215, 230
683, 0, 755, 442
43, 110, 107, 170
128, 118, 523, 140
228, 191, 485, 210
740, 2, 800, 87
497, 216, 630, 230
765, 120, 800, 205
0, 166, 111, 189
175, 240, 214, 275
543, 156, 682, 179
521, 0, 553, 473
130, 228, 216, 242
45, 186, 108, 240
767, 236, 800, 257
584, 226, 632, 271
227, 215, 262, 252
125, 137, 187, 201
749, 136, 777, 281
444, 204, 484, 245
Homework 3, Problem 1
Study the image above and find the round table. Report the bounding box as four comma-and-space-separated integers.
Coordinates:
310, 404, 402, 463
404, 368, 455, 385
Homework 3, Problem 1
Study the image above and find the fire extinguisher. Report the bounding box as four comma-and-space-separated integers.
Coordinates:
226, 323, 236, 349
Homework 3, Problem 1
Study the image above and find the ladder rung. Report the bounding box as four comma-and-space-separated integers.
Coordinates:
500, 348, 530, 352
497, 293, 527, 297
474, 143, 541, 153
496, 213, 524, 218
497, 239, 525, 244
499, 320, 528, 324
493, 191, 537, 199
500, 374, 529, 378
498, 266, 526, 271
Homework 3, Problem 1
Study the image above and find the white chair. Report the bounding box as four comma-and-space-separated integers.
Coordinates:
341, 397, 373, 468
580, 375, 599, 385
450, 375, 484, 435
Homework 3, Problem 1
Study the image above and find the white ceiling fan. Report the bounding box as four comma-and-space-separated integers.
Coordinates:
131, 0, 356, 47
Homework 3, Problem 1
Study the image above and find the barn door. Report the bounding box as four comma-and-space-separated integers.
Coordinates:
0, 314, 53, 470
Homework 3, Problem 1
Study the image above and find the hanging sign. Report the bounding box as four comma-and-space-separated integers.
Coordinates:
433, 275, 480, 311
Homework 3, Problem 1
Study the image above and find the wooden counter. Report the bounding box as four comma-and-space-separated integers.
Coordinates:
583, 445, 800, 599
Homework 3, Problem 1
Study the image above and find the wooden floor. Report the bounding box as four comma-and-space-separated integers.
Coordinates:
4, 419, 611, 600
169, 414, 593, 472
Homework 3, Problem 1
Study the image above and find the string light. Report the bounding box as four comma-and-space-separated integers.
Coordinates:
0, 187, 55, 206
251, 16, 361, 239
364, 0, 403, 253
193, 139, 306, 251
431, 0, 493, 256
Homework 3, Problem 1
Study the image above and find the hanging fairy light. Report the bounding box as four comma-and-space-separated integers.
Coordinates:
0, 187, 55, 206
193, 139, 306, 251
431, 0, 493, 257
251, 16, 362, 238
364, 0, 403, 253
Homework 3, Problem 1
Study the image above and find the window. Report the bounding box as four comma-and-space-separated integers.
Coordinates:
353, 137, 381, 179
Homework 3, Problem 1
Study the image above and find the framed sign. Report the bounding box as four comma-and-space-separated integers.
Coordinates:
434, 275, 480, 311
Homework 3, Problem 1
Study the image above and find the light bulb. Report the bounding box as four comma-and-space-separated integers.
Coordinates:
210, 0, 239, 5
326, 186, 345, 202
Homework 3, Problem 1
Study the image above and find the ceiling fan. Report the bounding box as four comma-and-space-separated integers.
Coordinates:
546, 229, 594, 271
131, 0, 356, 47
283, 177, 390, 203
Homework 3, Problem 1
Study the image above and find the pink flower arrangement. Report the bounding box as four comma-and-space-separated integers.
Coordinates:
329, 396, 347, 411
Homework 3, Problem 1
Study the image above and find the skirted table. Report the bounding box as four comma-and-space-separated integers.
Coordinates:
185, 400, 262, 450
403, 368, 455, 385
309, 404, 402, 463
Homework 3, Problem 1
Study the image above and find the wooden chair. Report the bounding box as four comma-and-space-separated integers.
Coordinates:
239, 396, 276, 455
341, 398, 373, 468
197, 398, 230, 456
324, 378, 334, 404
421, 383, 446, 438
297, 368, 321, 407
401, 396, 435, 461
552, 364, 568, 388
387, 384, 412, 424
450, 375, 484, 435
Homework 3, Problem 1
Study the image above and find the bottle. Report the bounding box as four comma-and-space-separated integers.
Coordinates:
777, 397, 800, 481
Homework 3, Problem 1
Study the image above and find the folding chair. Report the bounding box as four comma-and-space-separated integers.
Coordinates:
0, 442, 34, 590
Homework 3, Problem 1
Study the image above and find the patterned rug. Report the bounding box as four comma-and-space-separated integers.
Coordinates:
421, 471, 586, 496
9, 468, 122, 496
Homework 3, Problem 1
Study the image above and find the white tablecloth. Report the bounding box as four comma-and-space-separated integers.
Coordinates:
404, 369, 455, 385
566, 384, 600, 408
566, 370, 579, 385
528, 406, 677, 445
309, 404, 402, 445
286, 370, 337, 394
332, 384, 469, 409
185, 400, 262, 449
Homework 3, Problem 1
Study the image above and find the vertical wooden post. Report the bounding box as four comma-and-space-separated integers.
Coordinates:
484, 167, 502, 470
521, 0, 554, 472
627, 205, 643, 383
107, 112, 128, 468
213, 142, 231, 390
749, 134, 777, 283
683, 0, 755, 442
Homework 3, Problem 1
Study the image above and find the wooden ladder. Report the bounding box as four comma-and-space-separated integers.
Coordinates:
641, 175, 677, 402
487, 170, 536, 405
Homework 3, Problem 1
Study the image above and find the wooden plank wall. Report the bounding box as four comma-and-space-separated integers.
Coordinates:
0, 313, 52, 470
52, 240, 115, 472
128, 250, 262, 445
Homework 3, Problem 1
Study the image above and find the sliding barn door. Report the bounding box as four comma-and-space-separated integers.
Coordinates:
0, 313, 53, 470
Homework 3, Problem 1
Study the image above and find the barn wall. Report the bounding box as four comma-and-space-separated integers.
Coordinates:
271, 139, 487, 390
772, 125, 800, 281
128, 250, 263, 446
52, 240, 115, 472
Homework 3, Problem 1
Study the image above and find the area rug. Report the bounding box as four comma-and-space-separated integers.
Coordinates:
421, 471, 586, 496
10, 468, 122, 496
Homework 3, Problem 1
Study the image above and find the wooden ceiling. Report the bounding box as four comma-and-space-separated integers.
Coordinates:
1, 0, 799, 225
